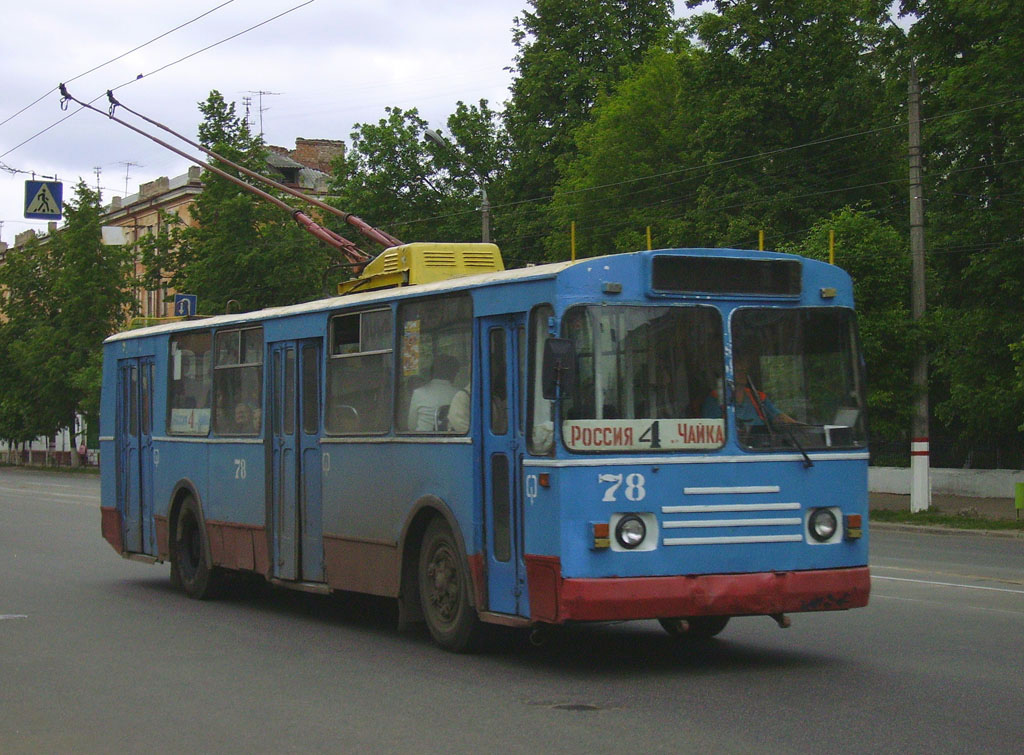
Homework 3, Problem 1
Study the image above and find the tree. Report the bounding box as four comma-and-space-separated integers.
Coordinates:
0, 235, 55, 448
0, 181, 135, 457
900, 0, 1024, 451
51, 181, 137, 425
501, 0, 676, 262
549, 0, 906, 259
328, 101, 507, 251
782, 207, 915, 447
143, 91, 333, 313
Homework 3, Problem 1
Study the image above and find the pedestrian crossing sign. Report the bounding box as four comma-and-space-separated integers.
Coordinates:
24, 180, 63, 220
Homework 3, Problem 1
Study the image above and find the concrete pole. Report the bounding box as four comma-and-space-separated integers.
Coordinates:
480, 185, 490, 244
908, 60, 930, 512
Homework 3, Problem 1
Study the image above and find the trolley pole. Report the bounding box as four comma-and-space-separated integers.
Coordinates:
908, 60, 930, 512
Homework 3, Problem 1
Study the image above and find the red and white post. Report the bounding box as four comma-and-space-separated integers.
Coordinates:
911, 437, 930, 512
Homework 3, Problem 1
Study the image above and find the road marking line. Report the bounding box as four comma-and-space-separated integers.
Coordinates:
873, 575, 1024, 595
0, 614, 28, 620
0, 485, 94, 499
873, 564, 1024, 588
871, 594, 1024, 616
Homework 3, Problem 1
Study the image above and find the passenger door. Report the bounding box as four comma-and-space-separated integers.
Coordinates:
116, 356, 154, 554
479, 315, 527, 615
268, 340, 324, 582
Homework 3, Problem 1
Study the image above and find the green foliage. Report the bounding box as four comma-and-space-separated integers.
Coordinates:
501, 0, 676, 261
781, 208, 915, 444
0, 181, 135, 444
328, 101, 507, 250
901, 0, 1024, 443
144, 91, 333, 313
550, 1, 904, 259
1, 2, 1020, 465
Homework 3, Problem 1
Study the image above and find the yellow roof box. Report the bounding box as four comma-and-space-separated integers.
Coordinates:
338, 242, 504, 295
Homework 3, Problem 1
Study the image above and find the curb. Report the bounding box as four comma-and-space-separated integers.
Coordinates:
869, 521, 1024, 540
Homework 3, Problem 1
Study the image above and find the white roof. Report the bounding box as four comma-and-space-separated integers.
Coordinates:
104, 258, 579, 344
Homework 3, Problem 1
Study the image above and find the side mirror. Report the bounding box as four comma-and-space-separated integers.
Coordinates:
542, 338, 576, 400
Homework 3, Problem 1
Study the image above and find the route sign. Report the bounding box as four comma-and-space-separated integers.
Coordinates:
174, 294, 198, 317
24, 180, 63, 220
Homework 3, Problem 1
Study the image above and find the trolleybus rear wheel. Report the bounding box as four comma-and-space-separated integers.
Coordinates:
171, 496, 219, 600
418, 517, 480, 652
658, 616, 730, 639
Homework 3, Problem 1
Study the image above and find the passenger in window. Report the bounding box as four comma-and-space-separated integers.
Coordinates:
448, 382, 471, 433
233, 402, 260, 434
407, 354, 459, 431
448, 382, 506, 434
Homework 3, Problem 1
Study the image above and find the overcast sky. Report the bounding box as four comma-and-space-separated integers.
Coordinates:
0, 0, 559, 246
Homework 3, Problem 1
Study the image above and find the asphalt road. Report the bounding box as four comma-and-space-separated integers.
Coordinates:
2, 468, 1022, 753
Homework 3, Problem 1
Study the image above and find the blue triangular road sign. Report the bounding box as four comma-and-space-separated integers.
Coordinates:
25, 180, 63, 220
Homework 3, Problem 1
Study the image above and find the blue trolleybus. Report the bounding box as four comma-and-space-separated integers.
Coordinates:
100, 243, 870, 651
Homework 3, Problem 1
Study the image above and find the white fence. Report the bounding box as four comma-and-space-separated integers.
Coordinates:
870, 467, 1023, 499
0, 417, 97, 466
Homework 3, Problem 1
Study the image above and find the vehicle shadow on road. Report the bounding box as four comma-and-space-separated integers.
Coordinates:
494, 621, 836, 677
118, 572, 836, 674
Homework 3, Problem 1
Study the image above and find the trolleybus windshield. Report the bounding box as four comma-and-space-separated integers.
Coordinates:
559, 304, 725, 453
731, 307, 867, 450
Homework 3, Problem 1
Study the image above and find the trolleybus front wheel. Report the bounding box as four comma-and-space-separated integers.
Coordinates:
658, 616, 730, 639
171, 496, 220, 600
418, 517, 481, 652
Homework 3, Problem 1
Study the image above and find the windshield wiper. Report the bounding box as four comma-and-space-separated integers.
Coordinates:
745, 376, 813, 468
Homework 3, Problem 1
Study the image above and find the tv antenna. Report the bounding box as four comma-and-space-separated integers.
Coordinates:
117, 161, 142, 197
247, 90, 281, 137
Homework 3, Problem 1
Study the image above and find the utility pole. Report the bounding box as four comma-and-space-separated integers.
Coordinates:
242, 96, 254, 129
247, 91, 281, 137
908, 60, 930, 512
480, 186, 491, 243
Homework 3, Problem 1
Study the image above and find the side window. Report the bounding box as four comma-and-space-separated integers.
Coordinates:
326, 308, 393, 434
302, 344, 319, 435
398, 295, 472, 433
167, 331, 212, 436
489, 328, 508, 435
213, 327, 263, 436
527, 304, 555, 455
140, 362, 152, 435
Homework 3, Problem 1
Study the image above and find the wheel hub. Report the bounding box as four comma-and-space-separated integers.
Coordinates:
426, 545, 459, 622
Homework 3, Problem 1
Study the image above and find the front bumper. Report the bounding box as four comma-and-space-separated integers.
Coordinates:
525, 555, 870, 623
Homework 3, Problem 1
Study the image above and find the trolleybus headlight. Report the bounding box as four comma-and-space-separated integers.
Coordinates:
808, 508, 838, 542
615, 515, 647, 549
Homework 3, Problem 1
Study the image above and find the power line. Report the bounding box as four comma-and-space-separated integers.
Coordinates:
0, 0, 317, 162
0, 1, 237, 131
107, 2, 315, 93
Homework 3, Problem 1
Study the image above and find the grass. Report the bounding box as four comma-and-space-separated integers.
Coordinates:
0, 462, 99, 475
870, 508, 1024, 531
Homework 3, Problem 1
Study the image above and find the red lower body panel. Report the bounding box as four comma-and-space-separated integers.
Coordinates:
525, 555, 870, 624
100, 506, 122, 554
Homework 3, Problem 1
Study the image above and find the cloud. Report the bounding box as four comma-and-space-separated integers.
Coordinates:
1, 0, 523, 244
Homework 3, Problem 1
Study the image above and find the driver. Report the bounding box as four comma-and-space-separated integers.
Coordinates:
732, 355, 795, 429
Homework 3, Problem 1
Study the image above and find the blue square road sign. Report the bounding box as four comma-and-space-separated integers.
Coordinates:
174, 294, 198, 317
